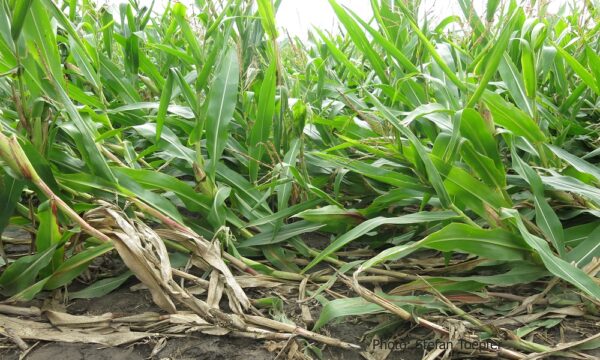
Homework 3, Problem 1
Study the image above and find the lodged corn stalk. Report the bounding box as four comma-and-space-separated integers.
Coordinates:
1, 0, 600, 359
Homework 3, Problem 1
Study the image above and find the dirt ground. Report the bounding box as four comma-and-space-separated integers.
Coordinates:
1, 229, 599, 359
0, 276, 441, 360
0, 286, 366, 360
0, 287, 270, 360
2, 284, 597, 360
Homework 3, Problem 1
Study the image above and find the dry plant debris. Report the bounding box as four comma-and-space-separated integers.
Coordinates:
1, 0, 600, 359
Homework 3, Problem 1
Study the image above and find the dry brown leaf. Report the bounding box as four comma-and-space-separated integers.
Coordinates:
167, 313, 210, 326
44, 310, 113, 328
186, 234, 250, 309
207, 269, 224, 309
0, 314, 154, 346
491, 306, 585, 326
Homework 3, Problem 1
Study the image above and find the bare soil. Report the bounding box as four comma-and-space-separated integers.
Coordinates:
0, 286, 276, 360
1, 229, 599, 359
0, 284, 416, 360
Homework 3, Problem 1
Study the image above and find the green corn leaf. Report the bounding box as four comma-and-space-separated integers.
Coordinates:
466, 11, 517, 107
207, 186, 231, 229
314, 295, 446, 331
244, 199, 323, 228
172, 3, 203, 66
512, 149, 565, 256
482, 91, 546, 143
42, 0, 92, 60
315, 152, 428, 191
458, 0, 486, 38
566, 225, 600, 268
486, 0, 501, 22
395, 1, 466, 90
263, 246, 300, 273
585, 46, 600, 91
295, 205, 365, 232
172, 68, 200, 118
503, 208, 600, 299
44, 242, 114, 290
155, 70, 175, 142
361, 223, 531, 271
36, 200, 61, 252
420, 223, 530, 261
461, 140, 506, 190
276, 138, 301, 212
315, 28, 364, 79
540, 175, 600, 205
547, 145, 600, 183
240, 221, 326, 248
0, 243, 58, 295
443, 262, 548, 286
520, 40, 537, 99
459, 109, 502, 165
257, 0, 278, 40
0, 175, 25, 236
565, 223, 600, 247
216, 163, 273, 215
498, 54, 535, 116
100, 7, 114, 58
69, 271, 133, 300
249, 59, 277, 182
554, 42, 600, 96
70, 38, 101, 90
328, 0, 389, 83
206, 46, 239, 179
303, 211, 458, 272
23, 4, 116, 183
367, 92, 452, 208
432, 155, 510, 220
10, 0, 34, 41
36, 200, 64, 273
7, 276, 51, 302
113, 167, 212, 214
346, 9, 418, 74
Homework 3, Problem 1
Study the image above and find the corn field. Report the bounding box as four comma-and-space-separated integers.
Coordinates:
0, 0, 600, 358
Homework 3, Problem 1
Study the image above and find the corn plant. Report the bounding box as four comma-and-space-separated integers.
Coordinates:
0, 0, 600, 358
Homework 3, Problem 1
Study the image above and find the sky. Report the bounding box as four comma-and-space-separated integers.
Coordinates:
276, 0, 373, 39
102, 0, 573, 39
277, 0, 572, 38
